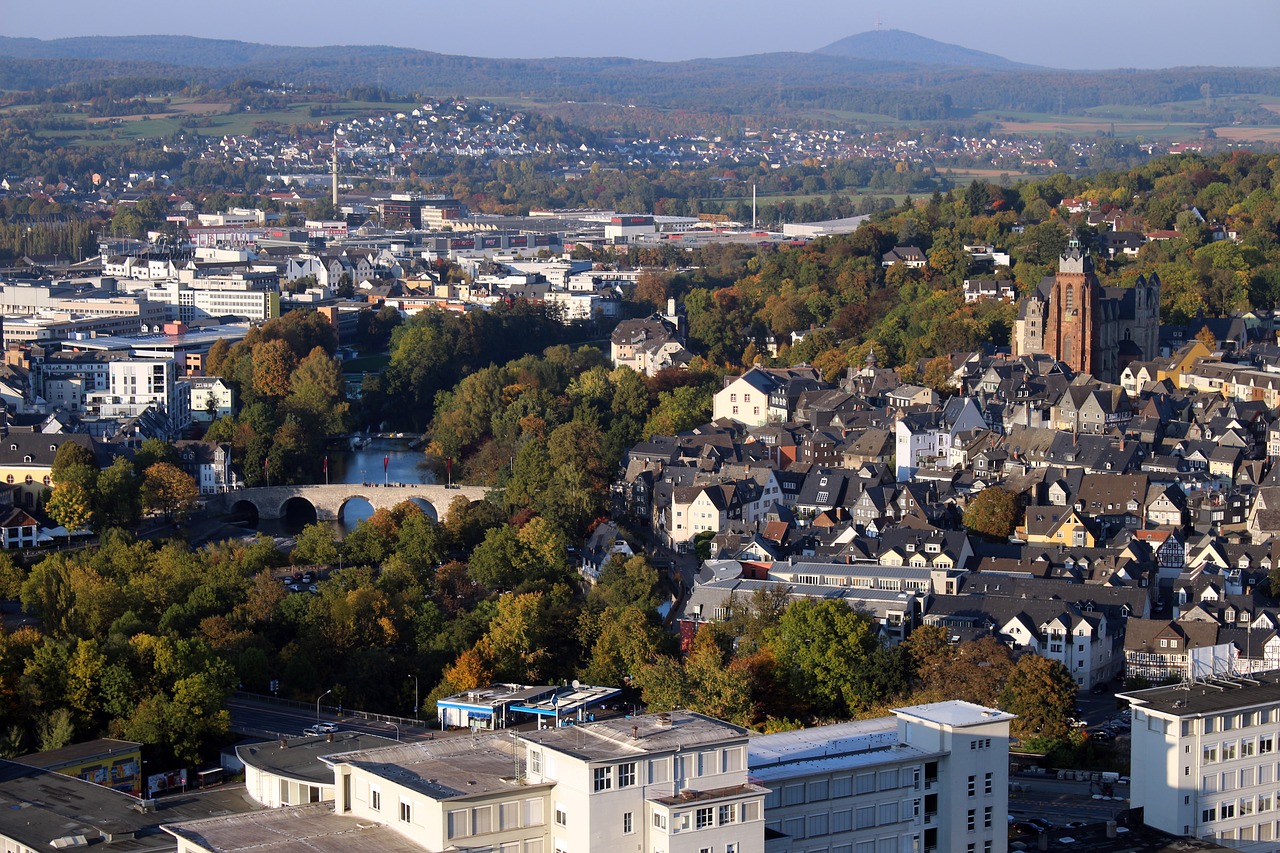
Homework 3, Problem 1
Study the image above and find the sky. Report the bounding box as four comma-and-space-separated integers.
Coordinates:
4, 0, 1279, 69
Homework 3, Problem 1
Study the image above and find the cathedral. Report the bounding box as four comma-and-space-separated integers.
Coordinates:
1013, 240, 1160, 383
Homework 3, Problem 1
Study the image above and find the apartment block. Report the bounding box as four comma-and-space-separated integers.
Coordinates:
750, 701, 1013, 853
1121, 671, 1280, 849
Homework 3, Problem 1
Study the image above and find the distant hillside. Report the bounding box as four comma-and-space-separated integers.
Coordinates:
4, 35, 1280, 124
815, 29, 1037, 70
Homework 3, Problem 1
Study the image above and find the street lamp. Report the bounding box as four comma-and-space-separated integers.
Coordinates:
386, 722, 400, 742
316, 688, 333, 723
408, 675, 419, 718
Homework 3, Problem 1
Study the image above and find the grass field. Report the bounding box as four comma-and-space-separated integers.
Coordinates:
341, 354, 391, 374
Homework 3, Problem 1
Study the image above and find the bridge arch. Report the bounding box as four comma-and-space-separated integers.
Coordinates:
405, 496, 439, 522
280, 496, 318, 527
228, 498, 260, 527
338, 494, 376, 525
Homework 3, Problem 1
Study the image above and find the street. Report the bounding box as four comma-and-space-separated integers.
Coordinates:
227, 695, 439, 743
1010, 775, 1130, 825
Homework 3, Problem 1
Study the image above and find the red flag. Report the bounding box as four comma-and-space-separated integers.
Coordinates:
383, 454, 390, 473
323, 456, 328, 474
264, 457, 269, 474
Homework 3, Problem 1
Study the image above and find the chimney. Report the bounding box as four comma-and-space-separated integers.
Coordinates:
632, 725, 639, 740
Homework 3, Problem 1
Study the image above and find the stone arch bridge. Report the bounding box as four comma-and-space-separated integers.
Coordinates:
205, 484, 490, 522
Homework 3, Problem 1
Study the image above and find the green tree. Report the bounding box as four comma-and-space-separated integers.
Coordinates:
133, 438, 177, 474
292, 522, 340, 567
766, 598, 882, 716
94, 456, 142, 530
285, 346, 350, 434
963, 487, 1020, 540
589, 554, 662, 613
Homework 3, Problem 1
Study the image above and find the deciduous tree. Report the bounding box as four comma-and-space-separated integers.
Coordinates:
141, 463, 199, 521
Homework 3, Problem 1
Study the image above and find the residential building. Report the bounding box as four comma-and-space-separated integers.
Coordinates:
714, 367, 825, 427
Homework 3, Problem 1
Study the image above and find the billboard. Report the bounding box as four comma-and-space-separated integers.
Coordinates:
147, 768, 188, 797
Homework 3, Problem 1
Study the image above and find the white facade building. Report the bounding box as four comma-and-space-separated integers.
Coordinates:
751, 701, 1013, 853
1121, 671, 1280, 850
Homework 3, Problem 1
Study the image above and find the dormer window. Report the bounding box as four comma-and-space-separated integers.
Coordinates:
22, 456, 31, 463
48, 445, 56, 452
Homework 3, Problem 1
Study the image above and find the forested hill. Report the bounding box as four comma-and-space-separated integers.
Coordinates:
3, 35, 1280, 119
815, 29, 1036, 70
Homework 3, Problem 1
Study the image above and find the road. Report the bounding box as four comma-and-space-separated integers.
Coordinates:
227, 695, 441, 744
1009, 776, 1130, 825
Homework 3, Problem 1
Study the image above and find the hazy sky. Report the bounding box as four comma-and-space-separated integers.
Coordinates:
5, 0, 1278, 69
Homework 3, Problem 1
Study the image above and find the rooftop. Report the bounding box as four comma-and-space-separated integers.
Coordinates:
15, 737, 141, 771
521, 711, 748, 763
235, 733, 397, 785
163, 803, 424, 853
1119, 670, 1280, 718
324, 734, 550, 802
893, 700, 1016, 729
0, 759, 261, 853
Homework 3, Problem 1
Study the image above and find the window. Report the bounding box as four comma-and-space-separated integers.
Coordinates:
555, 806, 567, 827
967, 775, 975, 797
719, 805, 736, 825
529, 751, 542, 774
1262, 736, 1274, 754
967, 809, 976, 831
400, 800, 412, 823
808, 813, 829, 837
623, 812, 634, 834
1204, 746, 1218, 764
1243, 740, 1256, 758
653, 813, 668, 830
370, 788, 381, 811
855, 807, 874, 829
448, 809, 469, 839
984, 772, 993, 795
856, 773, 876, 794
1223, 743, 1237, 761
1221, 802, 1235, 819
697, 807, 714, 829
984, 806, 992, 829
619, 763, 636, 788
593, 767, 612, 792
879, 802, 898, 825
1202, 807, 1216, 823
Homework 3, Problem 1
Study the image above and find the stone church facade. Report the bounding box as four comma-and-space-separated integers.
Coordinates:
1013, 241, 1160, 383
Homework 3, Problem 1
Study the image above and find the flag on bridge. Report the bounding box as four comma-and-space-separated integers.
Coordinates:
383, 454, 390, 474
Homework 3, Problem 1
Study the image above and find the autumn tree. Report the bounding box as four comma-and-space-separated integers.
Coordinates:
251, 338, 298, 400
1002, 653, 1078, 746
46, 482, 93, 543
141, 463, 199, 521
963, 487, 1020, 540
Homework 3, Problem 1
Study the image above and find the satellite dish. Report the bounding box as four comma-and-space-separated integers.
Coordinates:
572, 680, 580, 690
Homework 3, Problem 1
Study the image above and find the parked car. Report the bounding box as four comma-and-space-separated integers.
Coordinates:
308, 584, 319, 594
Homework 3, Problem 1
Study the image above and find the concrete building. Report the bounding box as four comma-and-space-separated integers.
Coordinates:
1121, 671, 1280, 849
750, 701, 1014, 853
168, 711, 766, 853
238, 732, 397, 808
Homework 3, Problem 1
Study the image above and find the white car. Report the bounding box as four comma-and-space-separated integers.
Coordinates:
304, 722, 338, 735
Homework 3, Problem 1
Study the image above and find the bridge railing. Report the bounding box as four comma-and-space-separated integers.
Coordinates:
233, 690, 431, 729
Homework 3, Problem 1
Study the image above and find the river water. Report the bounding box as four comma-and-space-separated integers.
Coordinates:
327, 436, 435, 487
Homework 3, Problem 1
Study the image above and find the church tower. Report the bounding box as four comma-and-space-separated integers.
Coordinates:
1044, 239, 1101, 376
